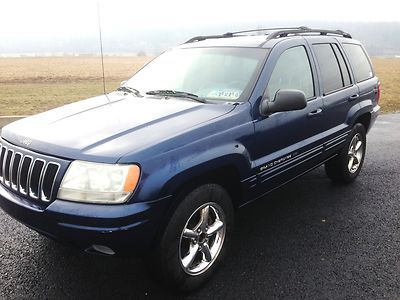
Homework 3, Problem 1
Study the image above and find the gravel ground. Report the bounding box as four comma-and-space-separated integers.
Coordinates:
1, 114, 399, 299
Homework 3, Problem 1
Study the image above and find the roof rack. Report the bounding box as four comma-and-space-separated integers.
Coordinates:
184, 27, 352, 44
185, 33, 233, 44
268, 27, 352, 39
224, 26, 311, 36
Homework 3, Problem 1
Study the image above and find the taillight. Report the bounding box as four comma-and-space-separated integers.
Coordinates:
377, 81, 381, 104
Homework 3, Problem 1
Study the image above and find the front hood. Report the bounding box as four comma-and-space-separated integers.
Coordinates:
1, 93, 235, 163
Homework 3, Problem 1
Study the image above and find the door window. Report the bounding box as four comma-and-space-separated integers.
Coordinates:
267, 46, 314, 101
332, 44, 352, 86
313, 44, 345, 94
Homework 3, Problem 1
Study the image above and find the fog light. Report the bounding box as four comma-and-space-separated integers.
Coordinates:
90, 244, 116, 255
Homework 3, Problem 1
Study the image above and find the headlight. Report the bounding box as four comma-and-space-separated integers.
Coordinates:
58, 161, 140, 204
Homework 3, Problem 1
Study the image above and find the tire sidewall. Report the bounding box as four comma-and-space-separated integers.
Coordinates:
157, 184, 234, 292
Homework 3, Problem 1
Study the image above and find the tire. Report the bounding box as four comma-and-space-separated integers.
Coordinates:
325, 123, 366, 184
153, 184, 234, 292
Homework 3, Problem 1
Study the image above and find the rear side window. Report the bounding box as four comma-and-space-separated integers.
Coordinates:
343, 43, 373, 83
313, 44, 344, 94
267, 46, 314, 100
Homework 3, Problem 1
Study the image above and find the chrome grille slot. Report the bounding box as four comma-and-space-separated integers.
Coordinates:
29, 159, 45, 199
4, 149, 13, 186
41, 163, 60, 202
0, 144, 5, 181
0, 141, 62, 203
19, 156, 33, 195
11, 152, 22, 190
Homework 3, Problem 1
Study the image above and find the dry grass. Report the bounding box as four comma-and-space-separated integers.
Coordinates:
371, 58, 400, 113
0, 56, 398, 115
0, 57, 152, 115
0, 56, 151, 83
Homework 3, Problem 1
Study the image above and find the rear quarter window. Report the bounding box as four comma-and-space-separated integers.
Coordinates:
343, 43, 373, 83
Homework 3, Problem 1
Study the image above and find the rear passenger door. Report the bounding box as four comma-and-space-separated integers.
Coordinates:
307, 37, 359, 139
342, 42, 379, 117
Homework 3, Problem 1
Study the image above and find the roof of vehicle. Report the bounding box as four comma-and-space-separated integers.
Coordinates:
179, 27, 354, 49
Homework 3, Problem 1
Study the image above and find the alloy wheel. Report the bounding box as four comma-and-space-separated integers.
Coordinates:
347, 133, 364, 173
179, 202, 226, 275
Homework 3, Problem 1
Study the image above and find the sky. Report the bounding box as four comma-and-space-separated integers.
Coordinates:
0, 0, 399, 41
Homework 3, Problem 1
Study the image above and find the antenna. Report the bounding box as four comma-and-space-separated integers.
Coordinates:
97, 1, 109, 102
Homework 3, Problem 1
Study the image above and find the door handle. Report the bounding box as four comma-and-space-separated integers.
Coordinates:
307, 108, 323, 117
349, 94, 360, 101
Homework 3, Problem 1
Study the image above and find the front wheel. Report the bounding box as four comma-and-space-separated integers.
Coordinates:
325, 123, 366, 183
153, 184, 234, 291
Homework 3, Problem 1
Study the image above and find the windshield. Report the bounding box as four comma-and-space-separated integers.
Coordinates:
125, 47, 267, 102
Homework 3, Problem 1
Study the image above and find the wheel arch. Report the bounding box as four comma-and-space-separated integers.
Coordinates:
162, 161, 245, 211
354, 112, 371, 132
149, 161, 245, 253
349, 99, 373, 132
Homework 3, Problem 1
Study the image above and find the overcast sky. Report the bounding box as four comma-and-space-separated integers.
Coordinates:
0, 0, 399, 41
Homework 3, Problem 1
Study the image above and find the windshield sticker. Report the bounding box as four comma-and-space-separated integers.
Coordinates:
207, 90, 241, 100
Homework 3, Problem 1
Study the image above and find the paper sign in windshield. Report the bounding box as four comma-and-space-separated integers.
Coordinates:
207, 90, 241, 100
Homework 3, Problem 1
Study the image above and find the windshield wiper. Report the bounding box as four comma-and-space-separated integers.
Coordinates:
117, 86, 143, 97
146, 90, 206, 103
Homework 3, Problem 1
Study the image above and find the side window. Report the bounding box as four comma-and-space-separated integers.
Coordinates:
312, 44, 344, 94
343, 43, 373, 83
267, 46, 314, 101
332, 44, 351, 86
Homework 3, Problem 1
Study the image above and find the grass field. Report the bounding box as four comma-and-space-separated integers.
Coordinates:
0, 57, 152, 115
371, 58, 400, 113
0, 56, 399, 115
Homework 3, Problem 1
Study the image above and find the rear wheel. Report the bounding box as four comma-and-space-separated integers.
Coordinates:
325, 123, 366, 183
153, 184, 234, 291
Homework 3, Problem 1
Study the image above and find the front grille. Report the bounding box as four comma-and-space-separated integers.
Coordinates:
0, 141, 61, 202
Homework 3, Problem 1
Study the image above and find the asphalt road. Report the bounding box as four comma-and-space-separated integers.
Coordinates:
1, 114, 400, 299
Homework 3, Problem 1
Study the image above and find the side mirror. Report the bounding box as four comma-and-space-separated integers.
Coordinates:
260, 89, 307, 115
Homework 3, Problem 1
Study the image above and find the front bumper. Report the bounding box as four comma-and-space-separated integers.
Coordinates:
0, 183, 172, 255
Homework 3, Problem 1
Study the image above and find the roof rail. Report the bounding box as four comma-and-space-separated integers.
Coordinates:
184, 27, 309, 44
224, 26, 311, 36
184, 27, 352, 44
185, 33, 233, 43
267, 28, 352, 39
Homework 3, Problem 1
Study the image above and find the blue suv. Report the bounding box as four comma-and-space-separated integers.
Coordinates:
0, 27, 380, 291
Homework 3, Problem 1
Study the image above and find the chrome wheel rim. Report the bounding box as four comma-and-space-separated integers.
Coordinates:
347, 133, 364, 173
179, 202, 226, 276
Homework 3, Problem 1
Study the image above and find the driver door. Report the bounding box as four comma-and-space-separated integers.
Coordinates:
251, 41, 326, 195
